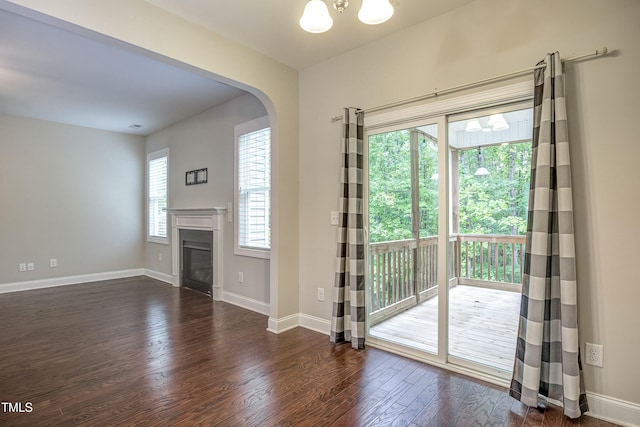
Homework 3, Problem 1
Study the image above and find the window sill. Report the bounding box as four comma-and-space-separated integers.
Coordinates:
235, 247, 270, 260
148, 236, 169, 245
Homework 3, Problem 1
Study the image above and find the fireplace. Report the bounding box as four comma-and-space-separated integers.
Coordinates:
166, 208, 226, 300
181, 229, 213, 295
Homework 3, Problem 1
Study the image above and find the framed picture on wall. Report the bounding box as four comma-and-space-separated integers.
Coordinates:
186, 168, 207, 185
185, 170, 196, 185
196, 168, 208, 184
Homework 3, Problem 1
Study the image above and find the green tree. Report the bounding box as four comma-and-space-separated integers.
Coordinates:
368, 129, 531, 243
458, 143, 531, 236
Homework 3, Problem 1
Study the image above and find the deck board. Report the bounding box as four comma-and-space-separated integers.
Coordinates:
369, 285, 521, 371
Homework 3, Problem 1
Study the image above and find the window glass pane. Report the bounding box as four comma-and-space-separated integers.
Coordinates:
368, 124, 439, 356
368, 130, 412, 243
238, 127, 270, 250
449, 108, 532, 236
148, 153, 167, 239
417, 124, 439, 238
448, 107, 532, 372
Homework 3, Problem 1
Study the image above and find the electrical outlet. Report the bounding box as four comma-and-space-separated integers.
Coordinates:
49, 259, 57, 268
19, 263, 27, 272
317, 287, 325, 301
238, 272, 244, 283
158, 252, 163, 262
27, 262, 35, 271
585, 343, 604, 368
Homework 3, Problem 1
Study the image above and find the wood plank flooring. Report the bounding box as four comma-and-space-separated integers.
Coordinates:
370, 285, 521, 372
0, 277, 614, 426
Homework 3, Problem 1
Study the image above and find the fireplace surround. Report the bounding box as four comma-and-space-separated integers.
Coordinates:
166, 208, 226, 300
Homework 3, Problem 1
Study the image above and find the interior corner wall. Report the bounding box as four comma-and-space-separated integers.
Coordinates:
0, 114, 145, 286
3, 0, 300, 322
298, 0, 640, 409
145, 93, 270, 304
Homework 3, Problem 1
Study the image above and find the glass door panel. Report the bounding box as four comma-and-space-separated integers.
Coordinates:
447, 107, 532, 373
367, 123, 439, 355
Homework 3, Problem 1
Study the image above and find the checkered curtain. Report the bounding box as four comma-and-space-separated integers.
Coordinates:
509, 52, 588, 418
330, 107, 365, 350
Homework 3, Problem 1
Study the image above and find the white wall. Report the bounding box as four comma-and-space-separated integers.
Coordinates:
0, 114, 145, 286
145, 93, 270, 304
2, 0, 300, 321
299, 0, 640, 410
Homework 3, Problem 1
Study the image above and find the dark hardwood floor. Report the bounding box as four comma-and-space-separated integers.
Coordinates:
0, 276, 616, 426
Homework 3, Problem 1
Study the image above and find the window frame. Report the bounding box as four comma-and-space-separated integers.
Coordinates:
147, 148, 169, 245
234, 116, 271, 259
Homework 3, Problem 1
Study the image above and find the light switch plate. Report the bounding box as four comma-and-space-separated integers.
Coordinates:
330, 211, 340, 226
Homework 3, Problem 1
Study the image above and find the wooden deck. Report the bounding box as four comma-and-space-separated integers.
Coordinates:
369, 285, 522, 372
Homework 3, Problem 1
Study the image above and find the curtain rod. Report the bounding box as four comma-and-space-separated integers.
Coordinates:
331, 47, 608, 122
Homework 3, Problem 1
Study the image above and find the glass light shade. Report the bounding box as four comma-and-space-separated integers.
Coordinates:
487, 113, 504, 126
487, 113, 509, 130
474, 167, 490, 176
491, 121, 509, 131
358, 0, 394, 25
300, 0, 333, 33
464, 119, 482, 132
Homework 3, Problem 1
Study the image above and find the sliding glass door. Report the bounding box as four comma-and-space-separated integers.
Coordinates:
364, 96, 533, 379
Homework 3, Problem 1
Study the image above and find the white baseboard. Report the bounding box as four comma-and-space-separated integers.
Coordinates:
267, 313, 300, 334
0, 269, 145, 294
299, 313, 331, 335
144, 269, 174, 285
586, 392, 640, 427
266, 312, 331, 335
222, 291, 270, 316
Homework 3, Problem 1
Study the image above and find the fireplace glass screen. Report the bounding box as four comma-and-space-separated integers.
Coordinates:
181, 230, 213, 295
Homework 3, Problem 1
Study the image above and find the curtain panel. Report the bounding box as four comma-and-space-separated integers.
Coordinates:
330, 107, 365, 350
509, 52, 588, 419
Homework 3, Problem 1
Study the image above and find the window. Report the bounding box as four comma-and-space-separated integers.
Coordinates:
147, 148, 169, 244
235, 116, 270, 258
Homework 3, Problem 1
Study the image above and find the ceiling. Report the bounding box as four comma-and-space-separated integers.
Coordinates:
0, 0, 476, 136
0, 8, 246, 135
145, 0, 477, 70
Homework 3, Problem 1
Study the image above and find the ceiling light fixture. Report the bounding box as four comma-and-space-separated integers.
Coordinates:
300, 0, 394, 33
474, 147, 490, 176
474, 167, 490, 176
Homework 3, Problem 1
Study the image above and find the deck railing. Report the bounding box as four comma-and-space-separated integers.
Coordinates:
455, 234, 526, 287
368, 234, 526, 324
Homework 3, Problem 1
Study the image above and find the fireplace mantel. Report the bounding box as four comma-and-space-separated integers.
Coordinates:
166, 208, 226, 300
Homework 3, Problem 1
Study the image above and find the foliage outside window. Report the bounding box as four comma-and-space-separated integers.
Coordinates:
368, 128, 439, 243
368, 132, 531, 242
458, 143, 531, 236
